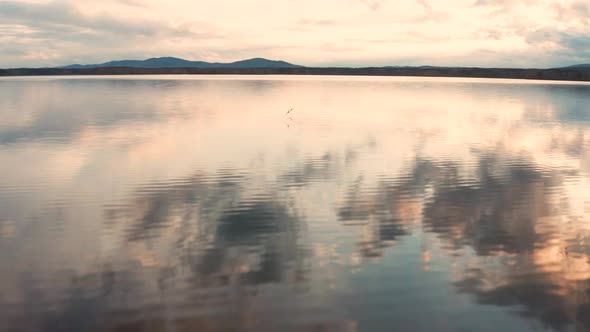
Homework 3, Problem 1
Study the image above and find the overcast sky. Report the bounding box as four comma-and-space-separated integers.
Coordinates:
1, 0, 589, 68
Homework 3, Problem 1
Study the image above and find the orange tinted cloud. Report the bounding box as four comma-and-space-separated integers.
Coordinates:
1, 1, 589, 68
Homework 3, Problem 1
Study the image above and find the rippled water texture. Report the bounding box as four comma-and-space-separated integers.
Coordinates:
1, 76, 590, 332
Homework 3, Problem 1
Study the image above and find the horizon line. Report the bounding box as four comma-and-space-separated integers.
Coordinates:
2, 56, 590, 71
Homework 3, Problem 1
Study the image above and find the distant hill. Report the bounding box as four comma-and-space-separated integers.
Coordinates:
383, 65, 450, 69
556, 64, 590, 69
61, 57, 303, 69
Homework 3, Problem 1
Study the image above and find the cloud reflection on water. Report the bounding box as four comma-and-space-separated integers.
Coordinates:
1, 76, 590, 331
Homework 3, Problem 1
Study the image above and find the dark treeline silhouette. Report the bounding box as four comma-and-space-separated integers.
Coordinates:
2, 66, 590, 82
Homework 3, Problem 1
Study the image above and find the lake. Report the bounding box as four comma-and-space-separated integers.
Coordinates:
1, 75, 590, 332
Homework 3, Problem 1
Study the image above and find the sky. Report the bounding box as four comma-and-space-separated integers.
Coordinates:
1, 0, 589, 68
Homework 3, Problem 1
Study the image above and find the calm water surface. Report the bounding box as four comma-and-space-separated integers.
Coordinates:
1, 75, 590, 332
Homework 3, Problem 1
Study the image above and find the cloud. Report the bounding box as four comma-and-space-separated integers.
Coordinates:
1, 0, 590, 68
0, 0, 225, 67
0, 1, 215, 38
359, 0, 385, 10
473, 0, 506, 5
551, 1, 590, 25
117, 0, 149, 8
414, 0, 451, 23
526, 28, 590, 51
472, 0, 536, 16
472, 0, 528, 8
297, 18, 340, 27
476, 28, 506, 40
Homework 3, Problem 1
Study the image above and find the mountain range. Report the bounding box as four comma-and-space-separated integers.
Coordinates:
560, 64, 590, 69
58, 57, 590, 70
3, 57, 590, 82
62, 57, 303, 69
